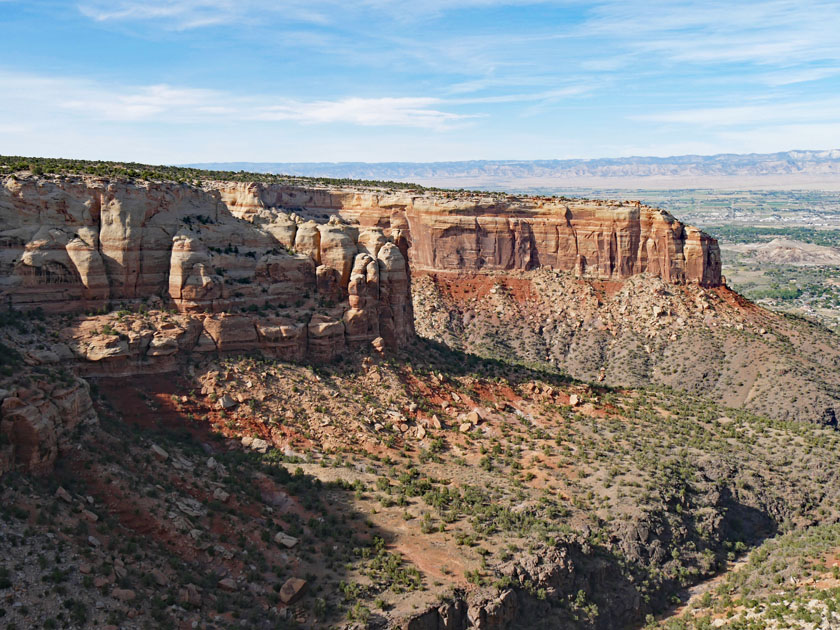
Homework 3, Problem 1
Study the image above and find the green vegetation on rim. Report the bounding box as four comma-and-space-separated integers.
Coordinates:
0, 154, 431, 191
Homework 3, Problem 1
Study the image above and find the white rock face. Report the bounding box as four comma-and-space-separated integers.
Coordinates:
0, 175, 415, 361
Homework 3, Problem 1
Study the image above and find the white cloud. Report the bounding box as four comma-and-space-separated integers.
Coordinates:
77, 0, 334, 29
0, 71, 489, 130
447, 85, 592, 106
0, 69, 592, 131
584, 0, 840, 66
254, 97, 474, 129
63, 84, 223, 121
77, 0, 573, 29
72, 0, 840, 123
15, 0, 840, 162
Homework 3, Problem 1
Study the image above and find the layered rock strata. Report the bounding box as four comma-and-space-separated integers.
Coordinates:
1, 175, 721, 363
0, 175, 414, 360
212, 182, 722, 287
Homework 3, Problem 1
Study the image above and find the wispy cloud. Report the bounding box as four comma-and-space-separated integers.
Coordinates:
73, 0, 840, 108
4, 70, 588, 130
253, 97, 475, 128
75, 1, 840, 76
77, 0, 573, 29
758, 67, 840, 86
11, 0, 840, 161
584, 0, 840, 66
65, 84, 225, 121
77, 0, 334, 29
451, 85, 592, 104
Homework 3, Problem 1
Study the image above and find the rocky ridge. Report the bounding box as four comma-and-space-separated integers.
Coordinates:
0, 174, 721, 323
0, 171, 728, 481
0, 173, 722, 376
212, 180, 722, 287
189, 149, 840, 182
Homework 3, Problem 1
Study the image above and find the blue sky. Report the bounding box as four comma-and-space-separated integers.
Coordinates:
1, 0, 839, 163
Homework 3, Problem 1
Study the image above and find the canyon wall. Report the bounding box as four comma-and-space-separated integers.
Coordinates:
0, 174, 721, 476
209, 182, 723, 287
0, 175, 414, 362
0, 176, 722, 366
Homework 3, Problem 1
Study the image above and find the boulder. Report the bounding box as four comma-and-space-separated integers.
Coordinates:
274, 532, 299, 548
85, 336, 129, 361
150, 444, 169, 461
279, 577, 307, 604
55, 486, 73, 502
112, 588, 136, 602
218, 395, 237, 410
218, 577, 237, 592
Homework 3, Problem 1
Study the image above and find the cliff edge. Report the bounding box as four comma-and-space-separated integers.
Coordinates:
0, 175, 414, 363
212, 182, 723, 287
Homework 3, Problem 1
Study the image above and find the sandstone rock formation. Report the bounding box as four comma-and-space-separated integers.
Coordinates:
0, 377, 97, 474
0, 175, 414, 361
1, 174, 721, 366
207, 181, 722, 287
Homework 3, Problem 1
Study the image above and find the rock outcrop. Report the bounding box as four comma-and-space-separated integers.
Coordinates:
0, 377, 97, 474
0, 175, 721, 365
401, 201, 721, 287
209, 181, 722, 287
0, 175, 414, 361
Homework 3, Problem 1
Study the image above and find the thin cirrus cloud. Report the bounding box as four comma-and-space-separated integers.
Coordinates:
0, 71, 489, 129
77, 0, 335, 29
75, 0, 533, 29
77, 0, 570, 28
758, 67, 840, 87
0, 69, 598, 130
72, 0, 840, 84
585, 1, 840, 56
253, 97, 476, 128
1, 73, 225, 122
3, 0, 839, 160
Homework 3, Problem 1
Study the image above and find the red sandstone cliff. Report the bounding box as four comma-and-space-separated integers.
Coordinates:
209, 182, 722, 287
0, 175, 721, 370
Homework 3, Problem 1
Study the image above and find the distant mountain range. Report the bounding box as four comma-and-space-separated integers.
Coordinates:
185, 150, 840, 189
